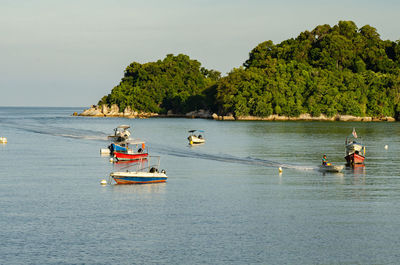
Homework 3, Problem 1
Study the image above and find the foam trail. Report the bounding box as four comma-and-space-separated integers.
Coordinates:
149, 142, 316, 171
3, 122, 109, 141
3, 121, 316, 171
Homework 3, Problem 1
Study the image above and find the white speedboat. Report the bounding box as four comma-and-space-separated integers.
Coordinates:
188, 130, 205, 145
108, 125, 132, 143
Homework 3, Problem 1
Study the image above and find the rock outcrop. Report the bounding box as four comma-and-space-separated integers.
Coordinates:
185, 109, 212, 119
213, 113, 396, 122
77, 105, 397, 121
78, 104, 157, 118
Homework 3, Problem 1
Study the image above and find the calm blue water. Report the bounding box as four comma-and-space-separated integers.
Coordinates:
1, 107, 400, 264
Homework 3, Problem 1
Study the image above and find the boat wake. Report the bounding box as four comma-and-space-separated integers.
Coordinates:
2, 121, 109, 141
151, 143, 315, 171
4, 121, 315, 171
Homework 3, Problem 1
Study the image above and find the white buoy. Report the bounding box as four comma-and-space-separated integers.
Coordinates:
109, 158, 114, 163
384, 145, 388, 150
100, 179, 107, 185
100, 148, 111, 155
278, 167, 282, 173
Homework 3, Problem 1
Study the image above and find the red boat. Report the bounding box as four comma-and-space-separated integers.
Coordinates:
114, 151, 148, 161
345, 128, 365, 166
345, 151, 365, 165
113, 140, 149, 161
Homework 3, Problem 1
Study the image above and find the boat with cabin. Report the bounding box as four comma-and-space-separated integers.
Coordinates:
101, 125, 132, 154
345, 128, 365, 165
108, 125, 131, 143
113, 140, 148, 161
110, 156, 167, 184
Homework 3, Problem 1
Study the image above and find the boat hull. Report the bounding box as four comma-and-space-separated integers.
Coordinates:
345, 152, 365, 165
319, 165, 344, 173
114, 151, 148, 161
110, 143, 128, 153
188, 135, 205, 144
111, 172, 167, 184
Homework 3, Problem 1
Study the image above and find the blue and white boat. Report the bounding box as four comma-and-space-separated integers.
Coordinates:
110, 156, 167, 184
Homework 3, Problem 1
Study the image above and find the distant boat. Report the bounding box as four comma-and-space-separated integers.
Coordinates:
0, 137, 7, 144
188, 130, 205, 145
108, 125, 131, 143
345, 128, 365, 165
101, 125, 131, 154
110, 156, 167, 184
113, 140, 148, 161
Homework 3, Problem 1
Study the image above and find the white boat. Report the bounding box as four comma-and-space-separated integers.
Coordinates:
188, 130, 205, 145
107, 125, 131, 143
319, 164, 345, 173
0, 137, 7, 144
110, 156, 167, 184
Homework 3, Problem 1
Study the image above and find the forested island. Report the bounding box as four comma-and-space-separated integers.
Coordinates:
80, 21, 400, 121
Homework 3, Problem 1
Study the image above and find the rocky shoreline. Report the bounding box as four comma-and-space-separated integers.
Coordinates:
75, 104, 396, 122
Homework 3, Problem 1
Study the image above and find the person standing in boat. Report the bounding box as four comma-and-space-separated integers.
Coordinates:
322, 154, 328, 165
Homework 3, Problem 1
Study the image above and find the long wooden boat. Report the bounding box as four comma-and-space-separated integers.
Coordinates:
319, 164, 345, 173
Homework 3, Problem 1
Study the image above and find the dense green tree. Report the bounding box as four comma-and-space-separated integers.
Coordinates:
98, 21, 400, 119
99, 54, 220, 113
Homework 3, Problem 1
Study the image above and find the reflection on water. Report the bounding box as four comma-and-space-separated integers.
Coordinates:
111, 182, 167, 194
352, 164, 366, 175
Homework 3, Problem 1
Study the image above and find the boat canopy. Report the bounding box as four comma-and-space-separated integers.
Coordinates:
126, 139, 145, 145
117, 125, 130, 129
188, 129, 205, 133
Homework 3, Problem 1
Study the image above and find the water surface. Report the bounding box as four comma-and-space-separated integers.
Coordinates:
0, 107, 399, 264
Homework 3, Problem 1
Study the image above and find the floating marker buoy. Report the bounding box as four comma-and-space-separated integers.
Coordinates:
100, 148, 111, 155
0, 137, 7, 144
278, 167, 282, 173
109, 158, 114, 163
100, 179, 107, 185
384, 145, 388, 150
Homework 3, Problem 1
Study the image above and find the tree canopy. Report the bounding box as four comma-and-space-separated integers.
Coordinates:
99, 54, 220, 114
99, 21, 400, 119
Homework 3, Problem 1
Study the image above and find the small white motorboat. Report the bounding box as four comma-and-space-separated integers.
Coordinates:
108, 125, 132, 143
319, 164, 345, 173
188, 130, 205, 145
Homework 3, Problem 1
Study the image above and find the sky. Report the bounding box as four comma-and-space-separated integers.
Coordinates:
0, 0, 399, 107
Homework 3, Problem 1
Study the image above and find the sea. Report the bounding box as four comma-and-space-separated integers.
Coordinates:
1, 107, 400, 264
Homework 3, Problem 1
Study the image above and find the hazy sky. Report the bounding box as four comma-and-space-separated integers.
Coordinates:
1, 0, 399, 107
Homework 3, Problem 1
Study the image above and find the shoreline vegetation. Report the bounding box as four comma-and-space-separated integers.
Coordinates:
76, 104, 395, 121
78, 21, 400, 122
